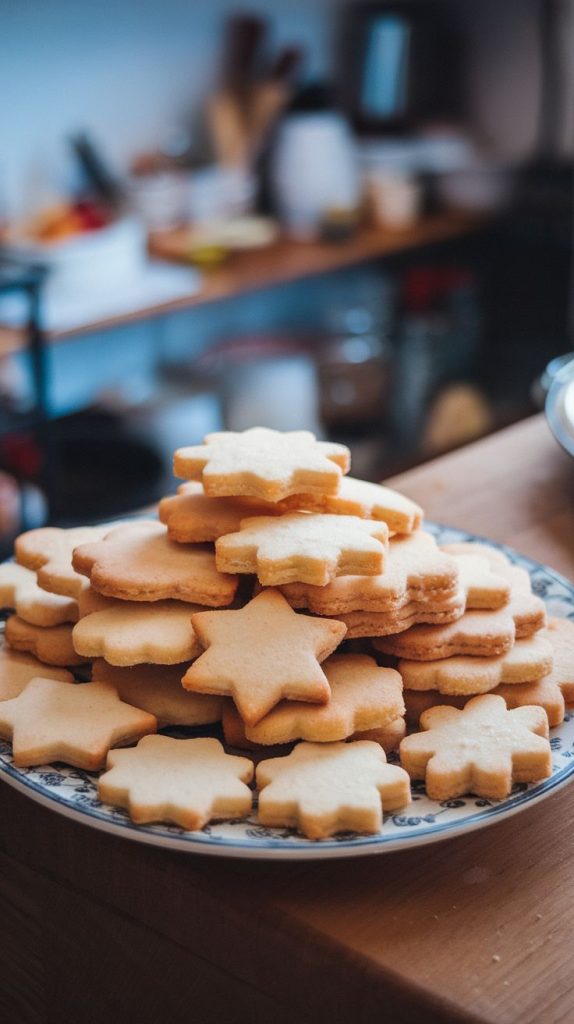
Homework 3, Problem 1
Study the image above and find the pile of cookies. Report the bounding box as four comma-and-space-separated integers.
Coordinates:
0, 426, 571, 841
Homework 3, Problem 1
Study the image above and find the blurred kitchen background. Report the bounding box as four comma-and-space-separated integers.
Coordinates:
0, 0, 572, 551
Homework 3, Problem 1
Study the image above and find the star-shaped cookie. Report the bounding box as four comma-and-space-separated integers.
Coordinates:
0, 646, 73, 701
245, 654, 404, 746
98, 735, 253, 828
72, 521, 238, 606
182, 589, 346, 725
0, 561, 78, 626
399, 693, 551, 800
73, 600, 203, 666
173, 427, 350, 501
216, 512, 388, 586
15, 523, 124, 599
0, 677, 157, 769
283, 476, 423, 533
256, 741, 411, 839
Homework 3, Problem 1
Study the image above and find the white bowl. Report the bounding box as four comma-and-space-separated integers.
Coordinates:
9, 217, 145, 294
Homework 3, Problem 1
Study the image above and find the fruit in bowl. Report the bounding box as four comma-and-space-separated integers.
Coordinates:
22, 199, 112, 244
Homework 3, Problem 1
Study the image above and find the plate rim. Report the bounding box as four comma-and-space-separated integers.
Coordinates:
546, 361, 574, 459
1, 522, 573, 861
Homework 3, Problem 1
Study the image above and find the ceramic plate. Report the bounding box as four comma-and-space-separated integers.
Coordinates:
546, 358, 574, 459
1, 523, 573, 860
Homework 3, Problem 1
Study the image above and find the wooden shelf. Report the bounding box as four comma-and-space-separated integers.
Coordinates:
0, 213, 482, 356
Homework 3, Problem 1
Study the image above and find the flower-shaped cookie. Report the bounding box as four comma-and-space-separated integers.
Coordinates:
375, 607, 517, 660
92, 661, 223, 728
173, 427, 350, 501
15, 523, 124, 599
5, 615, 86, 666
375, 563, 546, 661
491, 616, 574, 727
404, 675, 564, 730
245, 654, 404, 746
159, 482, 284, 543
73, 600, 203, 666
278, 531, 460, 615
0, 677, 157, 769
283, 476, 423, 533
0, 647, 73, 701
221, 701, 406, 754
400, 693, 551, 800
216, 512, 388, 586
0, 562, 78, 626
397, 634, 554, 695
72, 521, 238, 606
182, 589, 346, 725
335, 596, 466, 640
99, 735, 253, 828
256, 741, 411, 839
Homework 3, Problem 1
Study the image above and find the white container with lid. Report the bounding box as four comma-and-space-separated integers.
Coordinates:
272, 113, 360, 240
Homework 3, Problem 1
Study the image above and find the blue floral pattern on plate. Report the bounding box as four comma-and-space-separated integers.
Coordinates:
1, 523, 573, 860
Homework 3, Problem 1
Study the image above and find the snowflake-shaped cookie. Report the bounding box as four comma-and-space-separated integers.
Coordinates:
173, 427, 350, 501
283, 476, 423, 534
278, 531, 460, 614
400, 693, 551, 800
98, 735, 253, 829
256, 741, 411, 839
216, 512, 388, 586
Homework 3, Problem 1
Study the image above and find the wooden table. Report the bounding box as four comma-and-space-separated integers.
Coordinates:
2, 414, 574, 1024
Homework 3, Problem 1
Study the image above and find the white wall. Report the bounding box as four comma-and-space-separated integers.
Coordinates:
3, 0, 572, 422
1, 0, 335, 218
3, 0, 573, 215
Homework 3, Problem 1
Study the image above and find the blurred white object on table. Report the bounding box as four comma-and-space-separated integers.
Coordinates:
129, 172, 189, 232
272, 113, 360, 240
0, 217, 200, 333
188, 166, 256, 225
366, 171, 421, 230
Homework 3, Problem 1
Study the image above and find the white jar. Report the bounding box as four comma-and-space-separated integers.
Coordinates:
272, 113, 360, 241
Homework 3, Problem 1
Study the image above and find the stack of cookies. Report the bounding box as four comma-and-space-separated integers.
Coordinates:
0, 426, 569, 841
